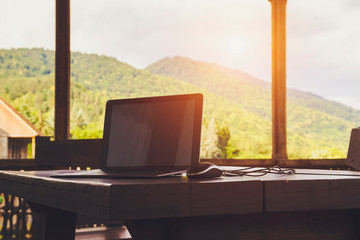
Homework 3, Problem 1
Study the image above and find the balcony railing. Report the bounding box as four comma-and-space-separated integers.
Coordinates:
0, 160, 36, 240
0, 193, 33, 240
0, 159, 36, 171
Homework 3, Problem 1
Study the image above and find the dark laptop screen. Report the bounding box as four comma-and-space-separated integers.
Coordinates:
103, 94, 202, 168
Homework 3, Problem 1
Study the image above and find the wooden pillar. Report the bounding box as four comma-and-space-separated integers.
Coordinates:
269, 0, 288, 160
55, 0, 71, 141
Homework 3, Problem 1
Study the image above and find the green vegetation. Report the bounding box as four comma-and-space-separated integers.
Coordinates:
147, 56, 360, 159
1, 49, 358, 159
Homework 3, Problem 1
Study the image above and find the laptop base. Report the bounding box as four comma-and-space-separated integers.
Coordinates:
51, 169, 186, 178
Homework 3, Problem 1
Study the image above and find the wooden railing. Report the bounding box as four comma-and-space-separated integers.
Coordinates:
0, 193, 33, 239
0, 159, 36, 170
0, 159, 36, 239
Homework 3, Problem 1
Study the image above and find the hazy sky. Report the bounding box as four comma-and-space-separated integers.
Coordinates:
1, 0, 360, 109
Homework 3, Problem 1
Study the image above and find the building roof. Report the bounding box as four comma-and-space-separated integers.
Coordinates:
0, 97, 42, 137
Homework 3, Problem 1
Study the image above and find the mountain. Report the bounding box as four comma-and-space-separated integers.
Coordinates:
0, 48, 358, 159
146, 56, 360, 158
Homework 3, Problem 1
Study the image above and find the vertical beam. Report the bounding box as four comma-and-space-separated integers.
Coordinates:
55, 0, 71, 141
269, 0, 288, 160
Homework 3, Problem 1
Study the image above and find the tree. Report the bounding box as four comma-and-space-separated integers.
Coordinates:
201, 118, 234, 159
217, 125, 231, 158
201, 118, 222, 158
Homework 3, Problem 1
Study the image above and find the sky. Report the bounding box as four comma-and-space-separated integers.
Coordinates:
1, 0, 360, 109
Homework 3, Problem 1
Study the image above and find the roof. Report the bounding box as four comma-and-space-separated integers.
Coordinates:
0, 97, 42, 137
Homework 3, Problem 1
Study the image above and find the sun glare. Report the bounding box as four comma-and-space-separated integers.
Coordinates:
225, 36, 246, 55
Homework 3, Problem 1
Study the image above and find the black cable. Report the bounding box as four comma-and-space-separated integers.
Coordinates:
223, 166, 296, 177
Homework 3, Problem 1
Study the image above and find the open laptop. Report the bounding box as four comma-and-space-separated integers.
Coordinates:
52, 93, 203, 178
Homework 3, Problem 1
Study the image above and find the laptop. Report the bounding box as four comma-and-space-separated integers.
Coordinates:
52, 93, 203, 178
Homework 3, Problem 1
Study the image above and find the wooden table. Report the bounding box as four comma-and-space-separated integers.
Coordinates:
1, 168, 360, 240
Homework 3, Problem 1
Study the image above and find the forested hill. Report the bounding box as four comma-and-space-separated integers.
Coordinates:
0, 48, 358, 159
147, 56, 360, 123
147, 56, 360, 158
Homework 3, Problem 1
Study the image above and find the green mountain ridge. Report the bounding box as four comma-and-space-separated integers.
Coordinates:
146, 56, 360, 158
0, 48, 358, 159
147, 56, 360, 122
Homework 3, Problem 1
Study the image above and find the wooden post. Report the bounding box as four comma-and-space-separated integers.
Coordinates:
269, 0, 288, 160
55, 0, 71, 141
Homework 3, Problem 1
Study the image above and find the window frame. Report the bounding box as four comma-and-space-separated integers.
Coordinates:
54, 0, 348, 169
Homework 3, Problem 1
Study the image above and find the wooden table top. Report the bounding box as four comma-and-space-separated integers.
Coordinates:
1, 168, 360, 221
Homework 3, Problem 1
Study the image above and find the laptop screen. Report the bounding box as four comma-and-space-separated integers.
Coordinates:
102, 94, 203, 169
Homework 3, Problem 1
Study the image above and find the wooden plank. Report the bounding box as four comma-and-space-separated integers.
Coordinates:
0, 159, 36, 170
330, 178, 360, 209
0, 171, 111, 220
110, 181, 190, 220
190, 179, 262, 216
171, 210, 357, 240
111, 177, 262, 220
35, 139, 103, 169
264, 179, 331, 212
55, 0, 71, 141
